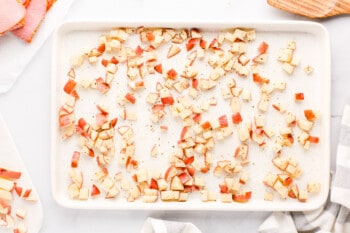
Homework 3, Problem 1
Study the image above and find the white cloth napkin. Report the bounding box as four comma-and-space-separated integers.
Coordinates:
0, 0, 75, 94
259, 104, 350, 233
141, 218, 202, 233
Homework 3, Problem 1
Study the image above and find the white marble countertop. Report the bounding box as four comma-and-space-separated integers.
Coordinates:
0, 0, 349, 232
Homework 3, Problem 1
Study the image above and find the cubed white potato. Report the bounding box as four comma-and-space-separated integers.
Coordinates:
15, 208, 26, 219
273, 180, 288, 199
143, 195, 158, 203
282, 62, 295, 74
210, 67, 225, 81
298, 189, 308, 202
263, 127, 275, 138
179, 109, 192, 120
230, 97, 241, 112
289, 184, 299, 199
157, 179, 168, 191
209, 119, 220, 130
263, 172, 278, 187
231, 87, 242, 97
238, 125, 250, 142
241, 89, 251, 101
78, 188, 89, 200
69, 169, 83, 188
272, 156, 288, 171
287, 41, 296, 50
0, 177, 14, 191
307, 182, 320, 193
207, 190, 217, 201
220, 193, 232, 203
254, 53, 268, 64
233, 28, 247, 41
235, 144, 249, 160
246, 30, 256, 41
285, 164, 296, 176
254, 114, 265, 128
67, 183, 80, 199
290, 57, 300, 66
101, 176, 115, 192
70, 54, 84, 67
222, 127, 233, 137
221, 87, 232, 99
298, 118, 313, 131
298, 131, 310, 145
239, 172, 249, 184
167, 44, 181, 58
106, 186, 120, 199
194, 176, 205, 187
264, 191, 274, 201
160, 191, 180, 201
88, 56, 98, 64
277, 48, 294, 62
231, 42, 247, 54
200, 190, 209, 202
304, 65, 314, 74
279, 127, 293, 135
106, 63, 118, 74
258, 93, 270, 112
120, 179, 131, 191
136, 168, 149, 183
252, 133, 264, 145
273, 80, 286, 91
179, 192, 189, 202
238, 54, 250, 65
284, 112, 296, 125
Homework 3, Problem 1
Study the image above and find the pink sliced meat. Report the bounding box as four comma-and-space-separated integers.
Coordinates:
0, 0, 26, 35
22, 0, 32, 8
12, 0, 47, 43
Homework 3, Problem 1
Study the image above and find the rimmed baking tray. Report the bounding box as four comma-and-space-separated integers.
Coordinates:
51, 21, 330, 211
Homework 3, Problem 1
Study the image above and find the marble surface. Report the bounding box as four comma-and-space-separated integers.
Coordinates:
0, 0, 349, 232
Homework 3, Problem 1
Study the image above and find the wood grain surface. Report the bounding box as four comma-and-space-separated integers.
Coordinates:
267, 0, 350, 18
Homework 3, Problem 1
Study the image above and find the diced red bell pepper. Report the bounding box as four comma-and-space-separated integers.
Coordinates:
258, 41, 269, 54
232, 112, 242, 124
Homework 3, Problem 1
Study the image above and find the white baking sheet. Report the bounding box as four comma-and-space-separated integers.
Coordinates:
0, 114, 43, 233
51, 21, 330, 211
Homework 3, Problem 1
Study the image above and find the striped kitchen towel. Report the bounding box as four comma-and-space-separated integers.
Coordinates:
141, 217, 202, 233
259, 105, 350, 233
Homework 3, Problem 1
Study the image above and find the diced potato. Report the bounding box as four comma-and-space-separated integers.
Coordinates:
194, 176, 205, 187
78, 188, 89, 200
273, 180, 288, 199
264, 191, 274, 201
220, 193, 232, 203
178, 192, 188, 202
106, 186, 120, 199
297, 119, 313, 131
277, 48, 294, 62
307, 182, 320, 193
160, 191, 180, 201
298, 189, 308, 202
258, 93, 270, 112
282, 62, 295, 74
263, 172, 277, 187
304, 65, 314, 74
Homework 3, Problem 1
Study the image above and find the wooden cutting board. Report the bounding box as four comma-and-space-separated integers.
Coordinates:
267, 0, 350, 18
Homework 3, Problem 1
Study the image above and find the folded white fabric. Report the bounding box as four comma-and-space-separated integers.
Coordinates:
259, 104, 350, 233
0, 0, 75, 94
141, 217, 202, 233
